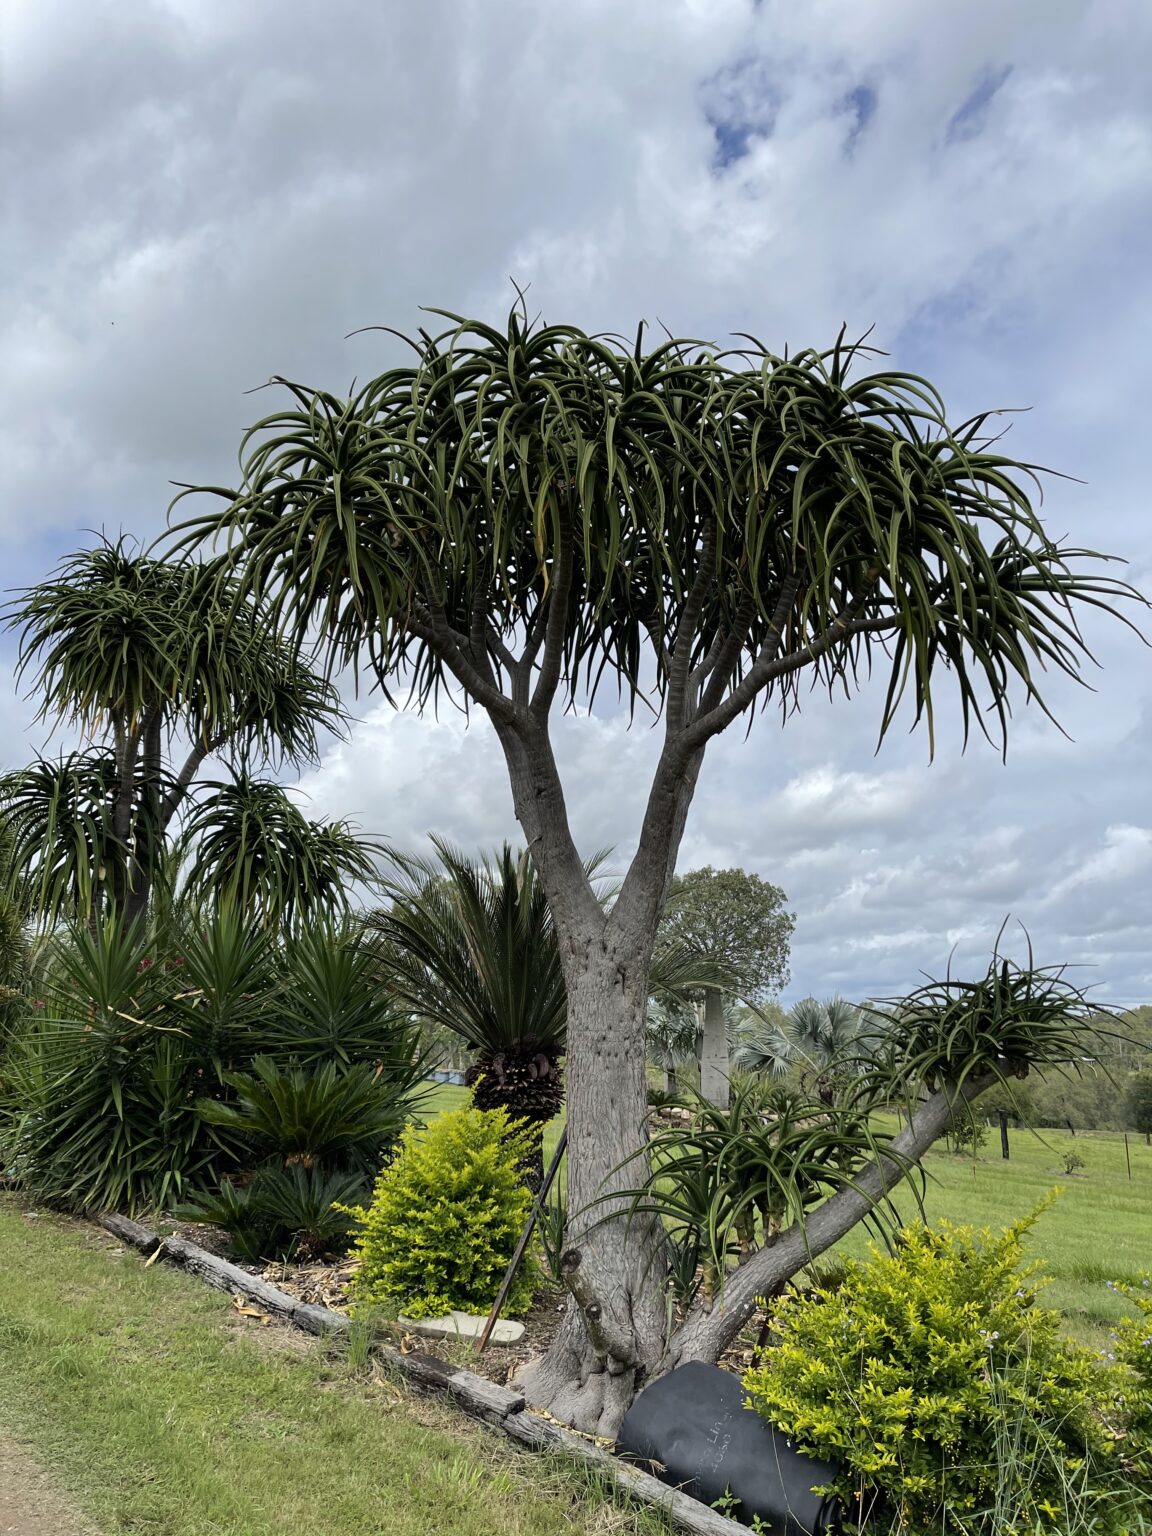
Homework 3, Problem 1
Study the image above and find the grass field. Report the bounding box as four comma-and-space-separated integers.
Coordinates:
420, 1083, 1152, 1344
0, 1197, 666, 1536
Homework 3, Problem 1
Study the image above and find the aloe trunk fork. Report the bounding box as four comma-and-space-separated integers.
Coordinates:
171, 306, 1144, 1436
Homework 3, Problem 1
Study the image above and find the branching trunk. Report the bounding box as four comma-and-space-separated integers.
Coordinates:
124, 706, 162, 930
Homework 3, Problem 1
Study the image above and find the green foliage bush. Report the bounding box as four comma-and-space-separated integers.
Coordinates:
196, 1056, 410, 1176
743, 1201, 1144, 1534
0, 911, 425, 1232
342, 1107, 539, 1321
180, 1166, 365, 1263
1110, 1275, 1152, 1487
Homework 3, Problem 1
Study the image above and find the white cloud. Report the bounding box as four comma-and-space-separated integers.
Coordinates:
1, 0, 1150, 1002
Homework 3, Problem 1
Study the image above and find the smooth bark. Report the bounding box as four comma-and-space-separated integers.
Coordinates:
698, 989, 729, 1110
517, 954, 669, 1438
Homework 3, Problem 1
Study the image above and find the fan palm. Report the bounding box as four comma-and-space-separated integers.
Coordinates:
733, 995, 862, 1099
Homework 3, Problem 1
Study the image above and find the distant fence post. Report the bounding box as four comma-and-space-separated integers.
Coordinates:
998, 1109, 1010, 1161
1125, 1132, 1133, 1182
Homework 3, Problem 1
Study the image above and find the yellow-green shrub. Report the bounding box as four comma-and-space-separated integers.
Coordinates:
341, 1106, 539, 1320
1110, 1274, 1152, 1487
743, 1201, 1135, 1534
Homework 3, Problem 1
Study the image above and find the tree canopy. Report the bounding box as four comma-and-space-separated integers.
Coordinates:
661, 866, 793, 999
1, 537, 359, 927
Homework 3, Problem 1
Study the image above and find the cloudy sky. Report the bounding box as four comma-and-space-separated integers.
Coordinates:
2, 0, 1150, 1004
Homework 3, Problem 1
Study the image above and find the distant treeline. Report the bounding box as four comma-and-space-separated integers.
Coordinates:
978, 1006, 1152, 1133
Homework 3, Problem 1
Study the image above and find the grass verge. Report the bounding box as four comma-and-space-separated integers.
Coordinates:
0, 1196, 666, 1536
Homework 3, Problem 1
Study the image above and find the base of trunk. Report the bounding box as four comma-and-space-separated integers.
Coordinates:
517, 1301, 656, 1440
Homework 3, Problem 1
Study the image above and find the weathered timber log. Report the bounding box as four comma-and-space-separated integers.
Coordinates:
503, 1409, 747, 1536
99, 1212, 347, 1337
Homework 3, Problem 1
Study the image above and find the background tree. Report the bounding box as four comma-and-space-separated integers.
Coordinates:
658, 866, 793, 1107
645, 1000, 699, 1096
1126, 1068, 1152, 1144
1, 538, 346, 928
173, 306, 1142, 1435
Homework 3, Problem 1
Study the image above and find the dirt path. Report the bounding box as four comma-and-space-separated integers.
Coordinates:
0, 1435, 96, 1535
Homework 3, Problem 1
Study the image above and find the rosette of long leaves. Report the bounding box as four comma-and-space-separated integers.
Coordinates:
852, 939, 1111, 1109
0, 918, 218, 1212
605, 1077, 921, 1307
179, 774, 383, 929
195, 1056, 416, 1177
264, 921, 424, 1069
169, 306, 1141, 754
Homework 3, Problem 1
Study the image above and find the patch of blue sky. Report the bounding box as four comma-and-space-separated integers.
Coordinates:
840, 83, 877, 152
700, 55, 778, 171
946, 65, 1013, 142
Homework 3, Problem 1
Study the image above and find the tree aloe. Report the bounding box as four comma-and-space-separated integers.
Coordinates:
1, 538, 349, 928
171, 305, 1143, 1433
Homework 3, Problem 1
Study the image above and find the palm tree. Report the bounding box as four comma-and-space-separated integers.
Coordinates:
732, 995, 862, 1101
1, 537, 343, 928
645, 1002, 697, 1095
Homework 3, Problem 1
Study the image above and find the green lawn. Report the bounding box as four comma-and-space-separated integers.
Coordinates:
865, 1123, 1152, 1345
0, 1197, 665, 1536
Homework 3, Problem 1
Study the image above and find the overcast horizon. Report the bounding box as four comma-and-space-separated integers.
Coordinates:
2, 0, 1150, 1006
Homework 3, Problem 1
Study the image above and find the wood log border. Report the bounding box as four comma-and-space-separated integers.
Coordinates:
99, 1213, 744, 1536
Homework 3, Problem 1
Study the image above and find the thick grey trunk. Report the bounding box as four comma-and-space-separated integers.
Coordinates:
516, 952, 668, 1438
698, 987, 729, 1109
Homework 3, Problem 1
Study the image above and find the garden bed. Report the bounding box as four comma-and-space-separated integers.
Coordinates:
162, 1217, 767, 1390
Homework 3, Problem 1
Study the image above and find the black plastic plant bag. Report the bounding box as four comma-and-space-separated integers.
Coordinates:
616, 1361, 849, 1534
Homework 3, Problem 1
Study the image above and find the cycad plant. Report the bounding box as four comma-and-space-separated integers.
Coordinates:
372, 841, 572, 1139
196, 1056, 414, 1177
373, 841, 717, 1146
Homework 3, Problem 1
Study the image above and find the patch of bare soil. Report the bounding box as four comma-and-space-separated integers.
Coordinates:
0, 1436, 96, 1536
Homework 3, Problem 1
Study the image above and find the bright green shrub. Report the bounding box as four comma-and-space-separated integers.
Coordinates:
743, 1202, 1137, 1534
1110, 1275, 1152, 1487
342, 1107, 539, 1321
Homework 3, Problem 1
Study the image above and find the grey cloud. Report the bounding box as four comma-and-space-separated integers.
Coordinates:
1, 0, 1150, 1006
